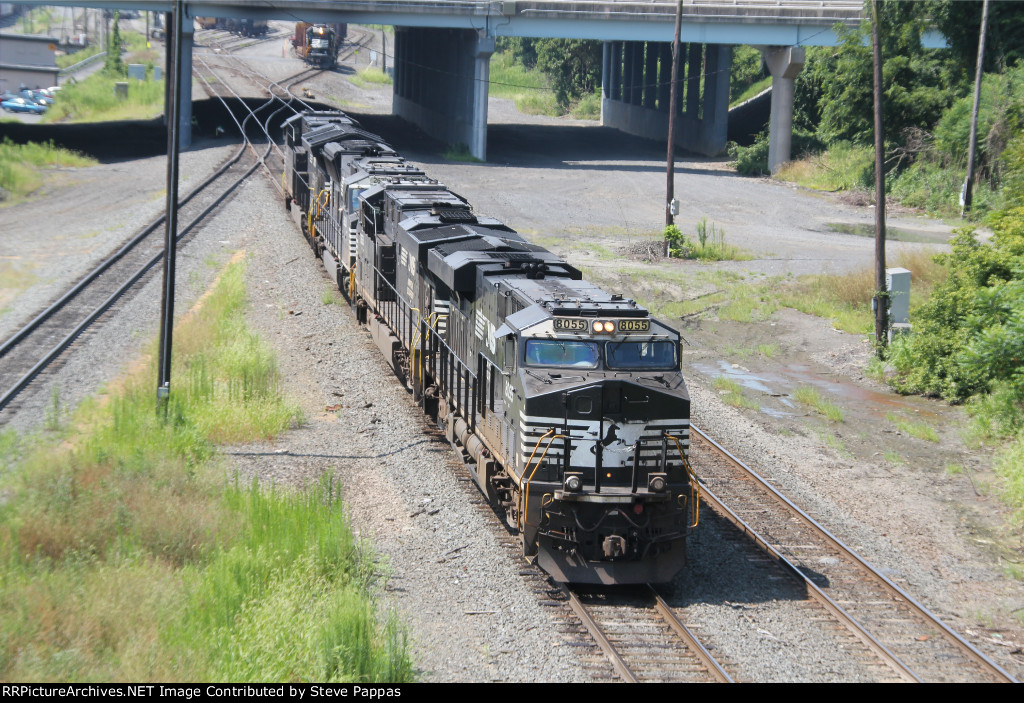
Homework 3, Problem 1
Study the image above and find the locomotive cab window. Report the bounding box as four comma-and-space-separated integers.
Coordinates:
525, 340, 600, 368
605, 340, 677, 370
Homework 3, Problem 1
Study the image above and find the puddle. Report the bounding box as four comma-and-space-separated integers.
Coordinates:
827, 222, 950, 244
692, 359, 943, 421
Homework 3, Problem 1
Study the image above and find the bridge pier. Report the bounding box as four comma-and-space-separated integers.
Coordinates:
393, 27, 494, 161
762, 45, 804, 173
601, 40, 731, 157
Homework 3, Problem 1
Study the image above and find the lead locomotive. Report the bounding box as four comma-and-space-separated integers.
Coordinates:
283, 110, 697, 584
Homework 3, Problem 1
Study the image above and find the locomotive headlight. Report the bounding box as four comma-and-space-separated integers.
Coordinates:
591, 321, 615, 334
564, 474, 583, 492
602, 321, 615, 333
648, 473, 668, 492
591, 321, 602, 333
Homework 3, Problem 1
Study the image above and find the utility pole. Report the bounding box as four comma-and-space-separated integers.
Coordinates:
871, 0, 888, 355
157, 0, 184, 416
962, 0, 989, 216
664, 0, 683, 255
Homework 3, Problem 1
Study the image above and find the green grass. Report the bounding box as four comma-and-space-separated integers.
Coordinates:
569, 91, 601, 120
442, 143, 482, 163
322, 289, 345, 305
0, 138, 97, 203
666, 219, 752, 262
713, 376, 760, 411
43, 71, 165, 123
57, 44, 102, 69
347, 66, 393, 89
793, 386, 844, 422
775, 141, 875, 192
756, 343, 778, 358
731, 75, 772, 106
777, 248, 948, 334
994, 438, 1024, 527
884, 450, 903, 465
886, 412, 939, 442
488, 52, 560, 116
0, 258, 412, 682
816, 428, 851, 457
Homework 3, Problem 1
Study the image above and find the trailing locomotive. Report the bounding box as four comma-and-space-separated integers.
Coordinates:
282, 110, 697, 584
292, 22, 343, 68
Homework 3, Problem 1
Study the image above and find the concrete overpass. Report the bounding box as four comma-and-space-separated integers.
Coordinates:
31, 2, 928, 168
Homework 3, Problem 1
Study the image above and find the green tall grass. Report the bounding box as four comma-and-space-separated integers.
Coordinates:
0, 259, 413, 682
488, 52, 560, 116
348, 67, 392, 89
778, 248, 948, 334
43, 72, 165, 123
0, 138, 97, 202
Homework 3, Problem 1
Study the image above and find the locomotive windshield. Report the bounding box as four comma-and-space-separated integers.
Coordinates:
525, 340, 599, 368
605, 340, 677, 370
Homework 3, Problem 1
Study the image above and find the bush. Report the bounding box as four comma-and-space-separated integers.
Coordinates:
729, 129, 825, 176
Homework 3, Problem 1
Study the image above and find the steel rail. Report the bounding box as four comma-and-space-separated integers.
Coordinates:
690, 423, 1017, 683
647, 585, 734, 683
0, 144, 247, 361
695, 476, 919, 682
0, 58, 287, 413
559, 585, 639, 683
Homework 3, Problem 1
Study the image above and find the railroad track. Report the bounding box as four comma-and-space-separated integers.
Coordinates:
0, 47, 297, 418
690, 425, 1017, 683
558, 584, 733, 683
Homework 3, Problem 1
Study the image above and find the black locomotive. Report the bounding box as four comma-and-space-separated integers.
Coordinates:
282, 110, 697, 584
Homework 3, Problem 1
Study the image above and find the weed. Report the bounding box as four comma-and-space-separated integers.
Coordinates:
775, 141, 875, 192
886, 412, 939, 442
44, 386, 62, 432
946, 463, 964, 475
321, 289, 344, 306
0, 259, 415, 681
43, 71, 165, 123
884, 450, 903, 464
488, 52, 561, 116
756, 343, 778, 358
793, 386, 844, 422
0, 138, 97, 202
442, 143, 482, 163
994, 438, 1024, 527
816, 428, 850, 457
347, 67, 392, 89
713, 376, 760, 411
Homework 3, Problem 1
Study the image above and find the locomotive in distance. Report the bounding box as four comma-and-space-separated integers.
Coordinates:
282, 109, 697, 584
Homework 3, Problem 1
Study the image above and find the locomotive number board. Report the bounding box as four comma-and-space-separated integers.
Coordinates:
617, 319, 650, 332
552, 318, 651, 333
553, 318, 589, 332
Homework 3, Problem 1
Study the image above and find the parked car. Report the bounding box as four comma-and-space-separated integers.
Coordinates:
19, 89, 53, 105
1, 97, 47, 114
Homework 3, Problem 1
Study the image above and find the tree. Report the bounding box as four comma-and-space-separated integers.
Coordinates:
812, 1, 957, 147
934, 0, 1024, 73
104, 10, 124, 76
534, 38, 602, 111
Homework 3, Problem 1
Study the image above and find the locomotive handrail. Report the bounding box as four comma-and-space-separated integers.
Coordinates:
308, 188, 329, 240
520, 430, 566, 532
666, 433, 699, 528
